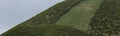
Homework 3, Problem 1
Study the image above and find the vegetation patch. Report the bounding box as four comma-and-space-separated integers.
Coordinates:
20, 0, 84, 26
1, 0, 85, 36
1, 24, 90, 36
89, 0, 120, 36
55, 0, 104, 31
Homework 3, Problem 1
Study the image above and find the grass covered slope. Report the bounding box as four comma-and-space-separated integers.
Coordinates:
89, 0, 120, 36
55, 0, 104, 31
3, 0, 120, 36
20, 0, 83, 26
1, 24, 90, 36
1, 0, 88, 36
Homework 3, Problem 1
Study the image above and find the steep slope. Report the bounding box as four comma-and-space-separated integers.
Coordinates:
55, 0, 104, 31
19, 0, 83, 26
2, 0, 119, 36
89, 0, 120, 36
1, 0, 91, 36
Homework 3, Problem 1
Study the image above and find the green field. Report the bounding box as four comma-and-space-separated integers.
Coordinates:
55, 0, 104, 31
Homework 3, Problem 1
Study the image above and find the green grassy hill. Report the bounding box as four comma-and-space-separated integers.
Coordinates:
1, 0, 120, 36
1, 0, 89, 36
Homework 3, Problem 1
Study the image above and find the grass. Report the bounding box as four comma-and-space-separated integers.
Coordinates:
89, 0, 120, 36
1, 24, 91, 36
19, 0, 83, 26
55, 0, 104, 31
2, 0, 119, 36
1, 0, 89, 36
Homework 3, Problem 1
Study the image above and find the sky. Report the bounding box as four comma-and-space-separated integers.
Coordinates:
0, 0, 63, 34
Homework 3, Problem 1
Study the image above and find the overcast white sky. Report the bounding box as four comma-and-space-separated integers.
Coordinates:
0, 0, 63, 34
